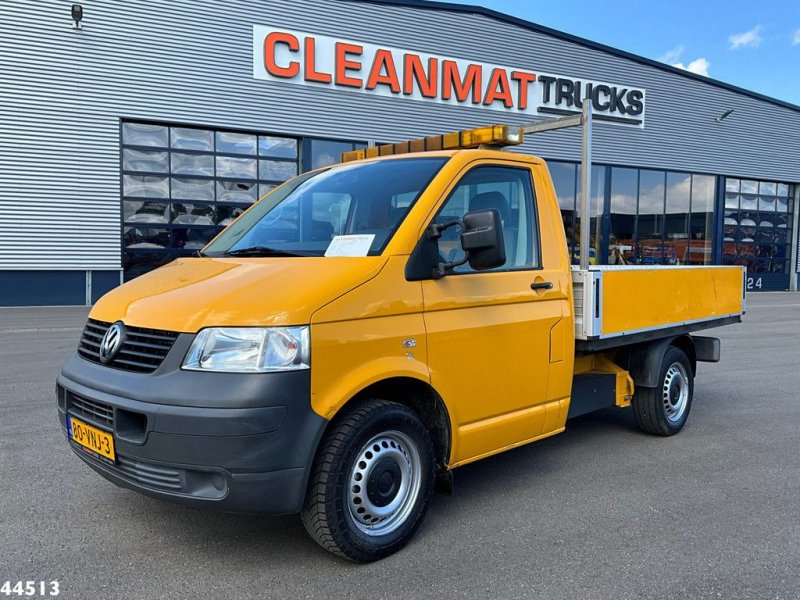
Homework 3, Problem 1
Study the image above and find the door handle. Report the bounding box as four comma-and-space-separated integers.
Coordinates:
530, 281, 553, 291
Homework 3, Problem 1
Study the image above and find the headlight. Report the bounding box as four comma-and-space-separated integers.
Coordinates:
182, 326, 310, 373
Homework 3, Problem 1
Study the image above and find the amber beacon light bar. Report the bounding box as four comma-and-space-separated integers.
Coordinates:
340, 125, 524, 162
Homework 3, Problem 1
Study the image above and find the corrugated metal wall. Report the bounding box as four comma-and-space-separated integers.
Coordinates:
1, 0, 799, 271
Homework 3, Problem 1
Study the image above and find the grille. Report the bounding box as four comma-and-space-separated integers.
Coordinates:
117, 455, 183, 491
69, 394, 114, 429
78, 318, 179, 373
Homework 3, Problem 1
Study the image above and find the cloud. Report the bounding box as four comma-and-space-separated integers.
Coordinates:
658, 45, 685, 64
657, 45, 710, 76
793, 28, 800, 45
673, 58, 711, 77
728, 25, 763, 49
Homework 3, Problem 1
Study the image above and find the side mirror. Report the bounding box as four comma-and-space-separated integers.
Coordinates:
423, 208, 506, 278
461, 209, 506, 271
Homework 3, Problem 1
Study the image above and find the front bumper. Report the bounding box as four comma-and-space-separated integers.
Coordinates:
57, 338, 327, 514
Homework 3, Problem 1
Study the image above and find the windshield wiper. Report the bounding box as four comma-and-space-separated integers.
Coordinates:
224, 245, 308, 257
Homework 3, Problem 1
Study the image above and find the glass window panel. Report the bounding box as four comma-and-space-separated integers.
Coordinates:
740, 179, 758, 195
123, 175, 168, 199
776, 197, 789, 213
260, 160, 297, 182
122, 149, 168, 173
309, 139, 354, 169
637, 170, 665, 264
759, 181, 776, 196
547, 161, 577, 255
549, 161, 577, 211
771, 260, 787, 273
122, 123, 168, 147
217, 204, 247, 226
637, 170, 665, 238
756, 220, 774, 242
724, 191, 739, 209
171, 127, 213, 151
724, 217, 737, 241
123, 201, 169, 224
206, 158, 447, 258
756, 243, 775, 259
722, 238, 738, 264
217, 180, 258, 204
689, 174, 715, 265
776, 183, 789, 197
309, 193, 353, 239
216, 131, 256, 155
740, 192, 758, 211
124, 249, 173, 280
171, 177, 214, 201
773, 224, 789, 243
259, 135, 298, 158
173, 226, 221, 250
433, 165, 538, 271
725, 178, 740, 193
665, 172, 690, 265
575, 165, 604, 265
751, 258, 772, 273
758, 195, 776, 212
124, 226, 169, 249
171, 202, 215, 225
609, 167, 637, 264
217, 156, 257, 179
171, 152, 214, 176
738, 218, 757, 242
665, 173, 690, 225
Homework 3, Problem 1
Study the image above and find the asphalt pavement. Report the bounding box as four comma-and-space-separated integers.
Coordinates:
1, 294, 799, 599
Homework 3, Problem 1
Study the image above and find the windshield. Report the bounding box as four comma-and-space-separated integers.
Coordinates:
204, 157, 448, 257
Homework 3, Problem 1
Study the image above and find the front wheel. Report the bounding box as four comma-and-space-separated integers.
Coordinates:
632, 346, 694, 436
300, 399, 434, 562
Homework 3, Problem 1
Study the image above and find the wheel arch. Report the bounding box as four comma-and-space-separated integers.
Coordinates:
623, 334, 696, 388
314, 376, 453, 488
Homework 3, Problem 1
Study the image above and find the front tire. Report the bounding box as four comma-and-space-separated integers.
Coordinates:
632, 346, 694, 436
301, 399, 434, 562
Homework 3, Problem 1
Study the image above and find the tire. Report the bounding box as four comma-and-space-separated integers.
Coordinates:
300, 399, 435, 562
632, 346, 694, 436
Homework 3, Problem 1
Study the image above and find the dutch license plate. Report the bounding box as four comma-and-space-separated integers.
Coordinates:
68, 415, 116, 462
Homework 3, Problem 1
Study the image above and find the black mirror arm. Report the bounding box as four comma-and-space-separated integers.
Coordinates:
432, 255, 469, 279
426, 219, 464, 240
427, 219, 468, 279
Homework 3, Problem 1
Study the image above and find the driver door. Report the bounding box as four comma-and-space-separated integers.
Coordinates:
420, 162, 565, 465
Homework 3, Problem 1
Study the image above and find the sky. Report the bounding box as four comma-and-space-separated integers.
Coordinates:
454, 0, 800, 106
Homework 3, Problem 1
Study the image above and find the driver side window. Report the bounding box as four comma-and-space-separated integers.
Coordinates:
434, 165, 539, 272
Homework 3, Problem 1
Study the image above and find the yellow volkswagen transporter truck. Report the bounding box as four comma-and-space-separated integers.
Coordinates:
57, 118, 745, 562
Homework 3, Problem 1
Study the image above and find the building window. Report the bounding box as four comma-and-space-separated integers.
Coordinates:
723, 178, 794, 287
305, 139, 368, 170
549, 161, 603, 264
121, 121, 299, 280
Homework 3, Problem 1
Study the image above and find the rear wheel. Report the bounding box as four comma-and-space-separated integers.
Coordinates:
301, 399, 434, 562
632, 346, 694, 436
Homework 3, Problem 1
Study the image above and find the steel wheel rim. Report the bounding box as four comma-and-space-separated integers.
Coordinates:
347, 430, 422, 537
663, 362, 689, 422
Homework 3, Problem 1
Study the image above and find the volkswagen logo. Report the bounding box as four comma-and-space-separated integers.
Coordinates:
99, 321, 125, 363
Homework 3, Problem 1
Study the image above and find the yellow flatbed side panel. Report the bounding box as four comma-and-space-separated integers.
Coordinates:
601, 266, 744, 335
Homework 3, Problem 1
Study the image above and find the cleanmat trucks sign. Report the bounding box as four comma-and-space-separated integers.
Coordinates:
253, 25, 647, 127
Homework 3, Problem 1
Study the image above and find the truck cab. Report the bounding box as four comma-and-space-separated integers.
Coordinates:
57, 123, 743, 562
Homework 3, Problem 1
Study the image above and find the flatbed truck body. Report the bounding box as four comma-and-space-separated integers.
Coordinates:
56, 112, 744, 562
